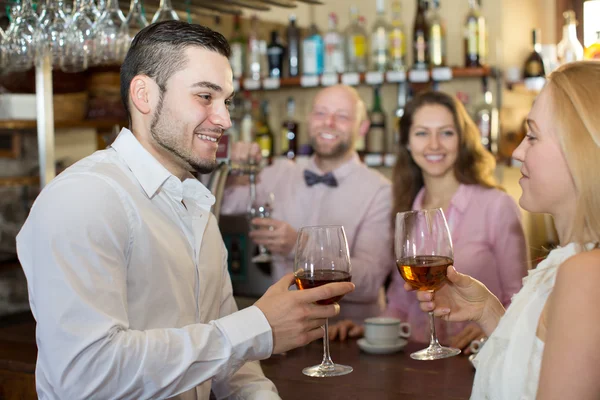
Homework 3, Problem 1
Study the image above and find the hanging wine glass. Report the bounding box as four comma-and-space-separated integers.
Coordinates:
60, 4, 93, 72
92, 0, 125, 65
79, 0, 101, 24
39, 0, 69, 67
96, 0, 107, 14
118, 0, 148, 61
151, 0, 180, 23
9, 2, 22, 23
4, 0, 42, 72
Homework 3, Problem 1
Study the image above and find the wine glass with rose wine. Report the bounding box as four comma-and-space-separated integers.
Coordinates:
395, 208, 461, 360
294, 225, 353, 377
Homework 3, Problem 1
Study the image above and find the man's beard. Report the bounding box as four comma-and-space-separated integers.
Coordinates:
309, 136, 352, 160
150, 95, 218, 175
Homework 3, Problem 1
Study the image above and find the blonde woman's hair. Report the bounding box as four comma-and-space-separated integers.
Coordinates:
546, 61, 600, 244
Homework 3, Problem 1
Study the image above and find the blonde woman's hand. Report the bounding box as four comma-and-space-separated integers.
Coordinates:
407, 266, 505, 336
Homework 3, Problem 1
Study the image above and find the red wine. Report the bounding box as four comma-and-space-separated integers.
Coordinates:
295, 270, 352, 305
397, 255, 453, 291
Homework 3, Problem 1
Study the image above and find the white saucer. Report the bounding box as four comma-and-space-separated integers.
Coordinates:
357, 338, 408, 355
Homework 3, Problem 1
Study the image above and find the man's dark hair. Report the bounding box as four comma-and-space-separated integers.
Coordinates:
120, 21, 231, 121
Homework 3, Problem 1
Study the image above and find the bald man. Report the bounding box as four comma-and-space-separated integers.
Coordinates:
221, 85, 394, 322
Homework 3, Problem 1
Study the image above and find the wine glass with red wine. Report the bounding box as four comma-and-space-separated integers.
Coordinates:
395, 208, 460, 360
294, 225, 353, 377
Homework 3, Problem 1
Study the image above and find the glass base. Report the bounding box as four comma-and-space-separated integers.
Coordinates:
302, 363, 353, 377
410, 344, 461, 361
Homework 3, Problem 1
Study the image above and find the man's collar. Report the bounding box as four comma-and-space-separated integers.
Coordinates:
308, 152, 362, 182
111, 128, 215, 205
111, 128, 171, 198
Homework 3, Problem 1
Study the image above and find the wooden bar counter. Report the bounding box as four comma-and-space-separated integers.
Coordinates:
0, 312, 474, 399
262, 340, 474, 400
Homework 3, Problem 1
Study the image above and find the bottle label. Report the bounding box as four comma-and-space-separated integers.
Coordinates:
414, 32, 427, 65
324, 34, 344, 73
367, 125, 386, 153
257, 135, 272, 158
230, 43, 244, 78
389, 30, 405, 59
281, 128, 289, 147
525, 60, 543, 76
371, 29, 388, 69
303, 39, 318, 75
352, 35, 366, 58
430, 24, 444, 66
467, 20, 478, 55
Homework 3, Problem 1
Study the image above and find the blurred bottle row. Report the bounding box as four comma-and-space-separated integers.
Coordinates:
226, 80, 499, 168
230, 0, 489, 82
518, 10, 599, 91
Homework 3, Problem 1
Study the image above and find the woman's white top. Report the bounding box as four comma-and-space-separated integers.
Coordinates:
471, 242, 589, 400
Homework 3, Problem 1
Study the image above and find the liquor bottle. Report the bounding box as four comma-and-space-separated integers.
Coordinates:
473, 82, 499, 155
393, 82, 407, 152
367, 85, 387, 156
344, 7, 368, 73
464, 0, 484, 67
259, 40, 268, 79
229, 15, 245, 79
412, 0, 429, 70
428, 0, 446, 67
557, 10, 584, 65
256, 100, 274, 165
281, 97, 299, 160
246, 16, 261, 81
285, 14, 300, 77
523, 29, 546, 79
323, 13, 345, 74
369, 0, 390, 72
584, 31, 600, 60
388, 0, 406, 72
302, 6, 324, 76
240, 95, 254, 144
267, 30, 285, 78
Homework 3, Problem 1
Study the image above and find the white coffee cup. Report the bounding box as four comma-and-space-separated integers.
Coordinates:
364, 317, 411, 346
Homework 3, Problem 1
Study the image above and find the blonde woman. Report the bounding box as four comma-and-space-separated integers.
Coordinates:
413, 61, 600, 398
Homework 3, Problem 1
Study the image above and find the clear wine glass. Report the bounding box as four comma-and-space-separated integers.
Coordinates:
395, 208, 461, 360
92, 0, 125, 66
151, 0, 180, 23
38, 0, 69, 67
248, 192, 274, 263
294, 225, 353, 377
119, 0, 148, 60
79, 0, 102, 24
60, 4, 93, 72
3, 0, 42, 72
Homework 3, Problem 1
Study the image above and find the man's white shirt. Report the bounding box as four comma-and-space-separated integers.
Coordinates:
17, 128, 279, 399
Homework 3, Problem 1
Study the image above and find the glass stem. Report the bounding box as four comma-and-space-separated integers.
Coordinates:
159, 0, 173, 10
428, 311, 440, 348
320, 319, 335, 370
